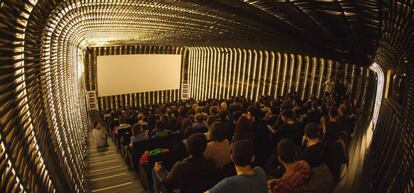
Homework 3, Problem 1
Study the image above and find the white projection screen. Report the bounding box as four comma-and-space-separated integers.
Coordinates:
97, 54, 181, 97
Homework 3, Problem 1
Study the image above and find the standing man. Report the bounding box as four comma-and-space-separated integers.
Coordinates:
323, 75, 335, 97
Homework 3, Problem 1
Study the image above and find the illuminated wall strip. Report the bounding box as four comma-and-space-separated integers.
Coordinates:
188, 47, 194, 98
200, 47, 206, 101
255, 50, 264, 101
223, 48, 230, 99
302, 56, 310, 100
196, 47, 202, 100
250, 50, 258, 100
281, 53, 288, 97
204, 47, 210, 101
274, 52, 282, 98
295, 55, 302, 92
317, 58, 325, 97
244, 50, 251, 98
206, 47, 212, 99
350, 65, 356, 97
231, 48, 237, 97
216, 48, 222, 98
240, 50, 247, 97
190, 47, 196, 99
268, 51, 275, 96
229, 48, 234, 98
344, 63, 349, 80
261, 51, 269, 96
309, 57, 317, 97
223, 48, 229, 99
235, 49, 242, 96
209, 48, 215, 99
288, 54, 295, 93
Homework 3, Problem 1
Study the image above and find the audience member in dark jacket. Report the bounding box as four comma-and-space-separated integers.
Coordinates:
273, 109, 304, 146
247, 105, 272, 167
153, 133, 217, 193
300, 123, 326, 167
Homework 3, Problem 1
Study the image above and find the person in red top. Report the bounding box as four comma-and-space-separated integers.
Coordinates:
268, 139, 311, 193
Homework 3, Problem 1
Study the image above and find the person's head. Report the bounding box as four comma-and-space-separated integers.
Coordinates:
210, 106, 219, 115
220, 102, 228, 111
132, 124, 143, 136
210, 121, 226, 142
194, 113, 204, 123
93, 121, 101, 129
277, 138, 297, 165
231, 140, 255, 167
235, 115, 251, 134
186, 133, 207, 158
304, 123, 321, 144
181, 117, 192, 130
280, 109, 295, 123
206, 116, 216, 128
246, 105, 262, 121
195, 106, 203, 114
138, 113, 145, 121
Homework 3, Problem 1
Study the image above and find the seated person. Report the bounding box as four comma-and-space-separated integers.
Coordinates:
204, 116, 217, 141
150, 120, 171, 138
184, 113, 207, 137
130, 123, 148, 144
302, 100, 323, 125
300, 123, 326, 167
298, 124, 334, 193
268, 139, 311, 193
136, 113, 148, 127
204, 121, 231, 168
273, 109, 304, 146
153, 133, 217, 193
206, 140, 268, 193
113, 118, 131, 135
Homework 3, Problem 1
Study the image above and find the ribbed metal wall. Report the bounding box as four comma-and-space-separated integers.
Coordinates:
368, 0, 414, 193
84, 45, 188, 111
188, 47, 371, 102
1, 0, 88, 193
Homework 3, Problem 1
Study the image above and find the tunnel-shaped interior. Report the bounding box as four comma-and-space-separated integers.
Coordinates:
0, 1, 413, 193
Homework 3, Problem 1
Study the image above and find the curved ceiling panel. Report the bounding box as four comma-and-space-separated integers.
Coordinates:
35, 0, 381, 64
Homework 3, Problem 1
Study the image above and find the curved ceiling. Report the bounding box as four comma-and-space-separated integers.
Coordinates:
38, 0, 380, 65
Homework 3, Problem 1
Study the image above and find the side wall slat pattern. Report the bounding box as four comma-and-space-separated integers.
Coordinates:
188, 47, 370, 102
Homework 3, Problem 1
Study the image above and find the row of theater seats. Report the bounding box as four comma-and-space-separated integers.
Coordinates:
103, 117, 197, 192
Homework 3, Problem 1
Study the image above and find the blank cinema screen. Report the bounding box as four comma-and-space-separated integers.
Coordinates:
97, 54, 181, 97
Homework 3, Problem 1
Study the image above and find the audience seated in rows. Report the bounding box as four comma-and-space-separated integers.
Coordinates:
102, 80, 359, 193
